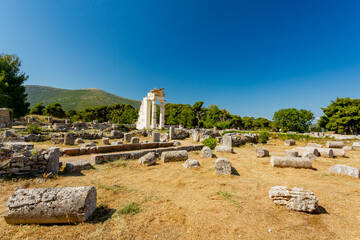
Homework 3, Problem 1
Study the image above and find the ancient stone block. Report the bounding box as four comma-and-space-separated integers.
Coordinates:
326, 141, 344, 148
214, 158, 232, 175
161, 150, 188, 163
131, 137, 139, 144
47, 147, 60, 174
169, 126, 175, 140
65, 160, 93, 173
318, 148, 334, 158
329, 164, 359, 178
254, 148, 269, 158
4, 186, 97, 224
285, 150, 299, 157
214, 146, 234, 153
138, 152, 157, 166
182, 159, 200, 168
64, 133, 75, 145
201, 146, 213, 158
331, 148, 345, 157
102, 137, 110, 145
307, 143, 323, 148
269, 186, 318, 213
284, 139, 295, 146
152, 132, 160, 142
270, 156, 312, 169
124, 133, 133, 142
222, 135, 233, 147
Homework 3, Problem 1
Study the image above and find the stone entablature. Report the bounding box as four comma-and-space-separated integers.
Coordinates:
136, 88, 165, 130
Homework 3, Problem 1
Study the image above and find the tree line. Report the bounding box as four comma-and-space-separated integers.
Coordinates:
2, 53, 360, 134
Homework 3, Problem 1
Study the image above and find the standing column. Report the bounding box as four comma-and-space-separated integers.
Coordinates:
145, 99, 151, 129
159, 101, 165, 129
151, 100, 157, 129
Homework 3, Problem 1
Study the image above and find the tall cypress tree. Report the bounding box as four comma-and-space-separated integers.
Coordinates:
0, 54, 30, 118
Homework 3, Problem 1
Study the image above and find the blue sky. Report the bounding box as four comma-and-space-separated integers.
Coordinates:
1, 0, 360, 119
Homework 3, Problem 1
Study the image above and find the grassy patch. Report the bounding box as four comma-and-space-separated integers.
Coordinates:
117, 202, 140, 215
109, 158, 127, 168
216, 190, 242, 208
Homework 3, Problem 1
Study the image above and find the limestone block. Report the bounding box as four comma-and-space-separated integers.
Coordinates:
4, 186, 97, 224
326, 141, 344, 148
161, 150, 188, 163
138, 152, 157, 166
295, 147, 320, 157
269, 186, 318, 213
65, 160, 93, 173
124, 133, 133, 142
64, 133, 75, 145
222, 135, 233, 147
169, 127, 175, 140
75, 138, 85, 144
307, 143, 323, 148
214, 146, 234, 153
270, 156, 312, 169
331, 148, 346, 157
102, 138, 110, 145
47, 147, 60, 174
254, 148, 269, 158
152, 132, 160, 142
182, 159, 200, 168
329, 165, 359, 178
285, 150, 298, 157
201, 146, 213, 158
318, 148, 334, 158
352, 142, 360, 148
131, 137, 139, 144
284, 139, 295, 146
214, 158, 232, 175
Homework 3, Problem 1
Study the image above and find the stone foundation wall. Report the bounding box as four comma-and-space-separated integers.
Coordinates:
0, 147, 59, 177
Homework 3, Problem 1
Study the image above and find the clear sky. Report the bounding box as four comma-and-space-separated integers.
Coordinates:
1, 0, 360, 119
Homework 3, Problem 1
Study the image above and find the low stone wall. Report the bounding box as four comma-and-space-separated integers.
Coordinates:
91, 144, 203, 164
0, 147, 60, 177
63, 142, 175, 156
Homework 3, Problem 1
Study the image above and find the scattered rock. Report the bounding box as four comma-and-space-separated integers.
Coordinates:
214, 158, 232, 175
329, 164, 360, 178
161, 150, 188, 163
65, 160, 93, 173
214, 146, 234, 153
138, 152, 157, 166
75, 138, 85, 144
284, 139, 296, 146
269, 186, 318, 213
285, 150, 299, 157
64, 133, 75, 145
102, 137, 110, 145
152, 132, 160, 142
318, 148, 334, 158
182, 159, 200, 168
201, 146, 213, 158
131, 137, 139, 144
254, 148, 269, 158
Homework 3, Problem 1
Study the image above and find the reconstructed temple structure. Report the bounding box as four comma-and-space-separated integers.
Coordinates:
136, 88, 165, 130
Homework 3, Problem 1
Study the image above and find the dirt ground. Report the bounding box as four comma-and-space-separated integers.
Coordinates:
0, 139, 359, 240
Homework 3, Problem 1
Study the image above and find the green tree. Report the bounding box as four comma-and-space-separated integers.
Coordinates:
319, 97, 360, 134
0, 53, 30, 117
242, 117, 254, 130
44, 103, 66, 118
253, 117, 271, 130
272, 108, 314, 132
192, 101, 205, 127
30, 102, 45, 115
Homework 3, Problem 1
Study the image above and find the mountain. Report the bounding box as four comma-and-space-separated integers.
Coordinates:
25, 85, 141, 111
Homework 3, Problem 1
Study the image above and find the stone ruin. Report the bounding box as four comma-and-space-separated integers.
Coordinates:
136, 88, 165, 130
0, 108, 11, 128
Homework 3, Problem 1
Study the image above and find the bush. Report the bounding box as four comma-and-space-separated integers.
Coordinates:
26, 124, 42, 134
258, 131, 271, 143
202, 137, 217, 149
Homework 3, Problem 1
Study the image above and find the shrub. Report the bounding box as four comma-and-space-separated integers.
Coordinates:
26, 124, 42, 134
202, 137, 217, 149
258, 131, 271, 143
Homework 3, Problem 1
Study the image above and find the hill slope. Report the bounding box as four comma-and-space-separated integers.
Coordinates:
25, 85, 141, 111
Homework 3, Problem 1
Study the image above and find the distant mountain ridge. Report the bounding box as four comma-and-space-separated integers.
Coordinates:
25, 85, 141, 111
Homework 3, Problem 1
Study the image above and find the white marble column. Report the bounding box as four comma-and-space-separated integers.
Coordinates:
151, 100, 157, 129
159, 101, 165, 129
145, 99, 151, 129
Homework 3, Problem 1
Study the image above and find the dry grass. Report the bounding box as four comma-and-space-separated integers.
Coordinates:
0, 139, 360, 239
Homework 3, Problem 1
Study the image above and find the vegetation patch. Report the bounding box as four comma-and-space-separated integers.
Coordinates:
202, 137, 217, 149
117, 202, 140, 215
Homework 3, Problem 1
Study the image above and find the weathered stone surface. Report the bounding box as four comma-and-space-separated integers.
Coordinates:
130, 137, 139, 144
47, 147, 60, 174
352, 142, 360, 148
269, 186, 318, 213
63, 148, 80, 156
318, 148, 334, 158
302, 152, 316, 162
65, 160, 93, 173
214, 158, 232, 175
254, 148, 269, 158
161, 150, 188, 163
52, 138, 64, 144
75, 138, 85, 144
182, 159, 200, 168
285, 150, 299, 157
111, 141, 123, 145
343, 146, 353, 151
284, 139, 296, 146
295, 147, 320, 157
222, 135, 233, 147
193, 129, 200, 142
169, 127, 175, 140
110, 130, 123, 139
201, 146, 213, 158
4, 186, 97, 224
326, 141, 344, 148
64, 133, 75, 145
214, 146, 234, 153
307, 143, 323, 148
331, 148, 346, 157
102, 137, 110, 145
270, 156, 312, 169
152, 132, 160, 142
138, 152, 157, 166
124, 133, 133, 142
329, 164, 360, 178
